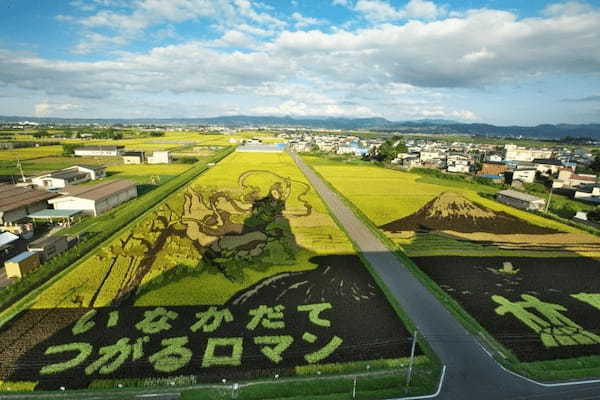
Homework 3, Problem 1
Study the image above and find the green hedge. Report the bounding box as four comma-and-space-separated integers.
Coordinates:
0, 147, 234, 313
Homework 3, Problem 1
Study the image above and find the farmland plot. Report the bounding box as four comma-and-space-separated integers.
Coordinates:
305, 155, 600, 375
0, 152, 421, 391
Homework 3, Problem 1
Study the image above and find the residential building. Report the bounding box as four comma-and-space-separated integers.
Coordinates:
49, 179, 138, 216
147, 151, 172, 164
74, 145, 124, 157
553, 169, 597, 189
0, 232, 19, 253
0, 183, 58, 224
504, 144, 553, 162
512, 168, 536, 184
122, 151, 145, 164
479, 162, 507, 176
420, 151, 443, 162
533, 159, 564, 176
4, 251, 40, 279
446, 153, 472, 174
496, 189, 546, 211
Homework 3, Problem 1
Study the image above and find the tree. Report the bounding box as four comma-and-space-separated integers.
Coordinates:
590, 154, 600, 174
62, 143, 78, 156
370, 137, 407, 162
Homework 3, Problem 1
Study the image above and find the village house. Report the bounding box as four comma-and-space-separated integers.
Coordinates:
533, 159, 564, 176
552, 169, 597, 189
504, 144, 554, 162
574, 186, 600, 204
479, 161, 507, 176
511, 168, 537, 184
446, 153, 472, 174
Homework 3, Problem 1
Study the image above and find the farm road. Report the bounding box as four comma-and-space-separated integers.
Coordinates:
290, 151, 600, 400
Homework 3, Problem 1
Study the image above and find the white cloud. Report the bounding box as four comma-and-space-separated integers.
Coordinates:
291, 12, 324, 28
67, 0, 286, 53
542, 1, 594, 16
250, 99, 378, 118
34, 102, 82, 117
332, 0, 351, 6
354, 0, 442, 22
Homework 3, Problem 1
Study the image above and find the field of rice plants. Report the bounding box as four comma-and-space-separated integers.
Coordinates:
0, 151, 429, 392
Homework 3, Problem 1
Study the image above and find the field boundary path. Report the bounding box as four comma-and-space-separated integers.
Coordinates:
290, 151, 600, 400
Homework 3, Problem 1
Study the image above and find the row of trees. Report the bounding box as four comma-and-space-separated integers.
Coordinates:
363, 137, 408, 162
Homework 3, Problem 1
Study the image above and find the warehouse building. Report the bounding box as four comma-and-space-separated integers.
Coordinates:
496, 189, 546, 211
147, 151, 171, 164
74, 145, 124, 157
49, 179, 137, 216
0, 183, 58, 224
122, 151, 145, 164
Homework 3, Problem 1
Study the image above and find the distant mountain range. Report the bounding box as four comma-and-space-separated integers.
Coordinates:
1, 115, 599, 139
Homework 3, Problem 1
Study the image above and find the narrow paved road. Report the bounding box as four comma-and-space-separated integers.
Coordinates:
291, 151, 600, 400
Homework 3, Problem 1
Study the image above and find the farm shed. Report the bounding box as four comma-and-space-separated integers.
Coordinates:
0, 183, 59, 224
496, 189, 546, 211
49, 179, 137, 216
28, 235, 69, 261
4, 251, 40, 278
31, 167, 91, 190
74, 145, 124, 157
122, 151, 145, 164
147, 151, 171, 164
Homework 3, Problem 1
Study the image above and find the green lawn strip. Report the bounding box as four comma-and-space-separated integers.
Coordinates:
302, 154, 600, 382
0, 147, 234, 325
295, 154, 442, 395
514, 356, 600, 381
182, 369, 438, 400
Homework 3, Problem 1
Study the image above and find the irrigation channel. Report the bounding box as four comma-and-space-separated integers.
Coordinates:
290, 150, 600, 400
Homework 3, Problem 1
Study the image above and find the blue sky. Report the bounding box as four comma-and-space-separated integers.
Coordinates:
0, 0, 599, 125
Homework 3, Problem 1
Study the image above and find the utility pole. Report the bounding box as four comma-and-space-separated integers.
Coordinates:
406, 330, 418, 387
545, 186, 553, 213
352, 376, 357, 399
16, 160, 25, 183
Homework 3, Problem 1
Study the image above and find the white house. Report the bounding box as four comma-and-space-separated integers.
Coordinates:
147, 151, 171, 164
49, 179, 138, 216
553, 169, 597, 189
74, 145, 124, 157
446, 154, 472, 174
512, 168, 536, 184
533, 159, 564, 176
504, 144, 553, 162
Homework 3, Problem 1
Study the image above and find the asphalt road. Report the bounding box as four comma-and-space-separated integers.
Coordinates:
290, 151, 600, 400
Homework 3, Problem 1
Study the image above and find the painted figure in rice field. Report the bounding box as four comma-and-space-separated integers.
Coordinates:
90, 171, 312, 307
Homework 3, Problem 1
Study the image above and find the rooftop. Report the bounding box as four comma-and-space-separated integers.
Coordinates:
76, 164, 106, 171
498, 189, 545, 203
0, 231, 19, 248
75, 145, 124, 151
533, 158, 563, 166
6, 251, 37, 264
29, 234, 67, 249
0, 183, 59, 213
28, 209, 83, 219
54, 179, 136, 202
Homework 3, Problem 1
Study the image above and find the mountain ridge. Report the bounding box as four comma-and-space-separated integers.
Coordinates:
1, 115, 598, 139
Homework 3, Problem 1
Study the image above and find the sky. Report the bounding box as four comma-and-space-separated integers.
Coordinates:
0, 0, 599, 125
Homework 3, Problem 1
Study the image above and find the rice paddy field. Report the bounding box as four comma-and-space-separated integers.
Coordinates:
303, 155, 600, 378
0, 152, 434, 392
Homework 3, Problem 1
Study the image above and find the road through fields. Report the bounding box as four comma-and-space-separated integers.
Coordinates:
290, 151, 600, 400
